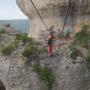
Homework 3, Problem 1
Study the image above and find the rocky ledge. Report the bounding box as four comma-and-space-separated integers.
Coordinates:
0, 25, 90, 90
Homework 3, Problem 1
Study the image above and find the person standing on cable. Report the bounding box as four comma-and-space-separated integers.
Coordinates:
47, 26, 54, 57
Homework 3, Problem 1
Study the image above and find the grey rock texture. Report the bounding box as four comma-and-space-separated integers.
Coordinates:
0, 34, 90, 90
16, 0, 90, 38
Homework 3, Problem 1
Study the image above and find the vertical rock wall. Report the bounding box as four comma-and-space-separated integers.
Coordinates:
16, 0, 90, 38
0, 42, 90, 90
0, 34, 90, 90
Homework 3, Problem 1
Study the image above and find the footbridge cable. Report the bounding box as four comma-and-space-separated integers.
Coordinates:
30, 0, 72, 32
62, 0, 71, 32
30, 0, 48, 30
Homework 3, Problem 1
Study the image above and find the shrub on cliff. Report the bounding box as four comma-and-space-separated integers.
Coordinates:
22, 41, 47, 58
15, 32, 31, 44
22, 44, 38, 58
0, 27, 5, 33
0, 42, 16, 56
70, 24, 90, 64
70, 46, 82, 63
0, 27, 5, 36
70, 47, 78, 60
75, 24, 90, 48
32, 65, 55, 90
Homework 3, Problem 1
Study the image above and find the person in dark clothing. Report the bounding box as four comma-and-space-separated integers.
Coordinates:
47, 30, 54, 57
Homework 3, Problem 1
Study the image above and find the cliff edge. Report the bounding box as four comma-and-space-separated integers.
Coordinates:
0, 25, 90, 90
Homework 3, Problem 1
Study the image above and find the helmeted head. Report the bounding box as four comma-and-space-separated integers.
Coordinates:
49, 26, 54, 35
49, 26, 54, 31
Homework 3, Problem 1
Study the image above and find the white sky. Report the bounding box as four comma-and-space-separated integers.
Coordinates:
0, 0, 28, 20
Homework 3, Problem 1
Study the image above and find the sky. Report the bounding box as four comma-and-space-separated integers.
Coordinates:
0, 0, 28, 20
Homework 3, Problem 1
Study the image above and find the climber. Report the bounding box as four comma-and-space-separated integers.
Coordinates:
47, 27, 54, 57
64, 27, 72, 39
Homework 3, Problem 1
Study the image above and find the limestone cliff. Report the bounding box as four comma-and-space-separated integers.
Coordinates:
0, 31, 90, 90
0, 1, 90, 90
16, 0, 90, 38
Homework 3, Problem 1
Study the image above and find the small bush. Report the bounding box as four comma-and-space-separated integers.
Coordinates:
38, 48, 47, 53
0, 27, 5, 36
0, 44, 4, 51
70, 47, 81, 63
1, 46, 14, 56
81, 24, 90, 31
0, 79, 6, 90
0, 27, 5, 33
0, 42, 16, 56
75, 24, 90, 47
15, 33, 31, 44
70, 47, 78, 59
22, 44, 38, 58
32, 65, 55, 90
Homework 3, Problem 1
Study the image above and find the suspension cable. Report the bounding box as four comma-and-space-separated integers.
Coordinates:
30, 0, 48, 30
30, 0, 72, 32
70, 1, 75, 31
62, 0, 71, 32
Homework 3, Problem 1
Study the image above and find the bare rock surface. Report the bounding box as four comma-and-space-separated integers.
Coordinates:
0, 35, 90, 90
16, 0, 90, 38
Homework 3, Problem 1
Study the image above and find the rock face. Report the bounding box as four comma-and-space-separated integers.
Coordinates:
16, 0, 90, 38
3, 24, 16, 35
0, 34, 90, 90
0, 45, 90, 90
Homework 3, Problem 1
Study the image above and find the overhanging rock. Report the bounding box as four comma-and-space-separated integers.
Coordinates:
16, 0, 90, 39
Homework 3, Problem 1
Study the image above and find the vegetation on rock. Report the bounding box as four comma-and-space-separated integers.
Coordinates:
70, 24, 90, 64
75, 24, 90, 48
0, 42, 16, 56
0, 79, 6, 90
22, 44, 38, 58
32, 65, 55, 90
15, 32, 31, 44
70, 47, 81, 63
0, 27, 5, 36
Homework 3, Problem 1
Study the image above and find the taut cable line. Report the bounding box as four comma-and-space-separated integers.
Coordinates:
62, 0, 71, 32
30, 0, 48, 30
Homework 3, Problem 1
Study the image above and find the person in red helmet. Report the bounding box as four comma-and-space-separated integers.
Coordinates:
47, 30, 54, 57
